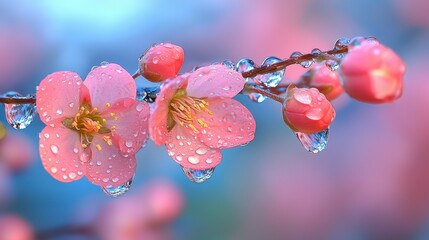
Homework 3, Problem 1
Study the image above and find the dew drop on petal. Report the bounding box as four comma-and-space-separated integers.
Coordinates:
296, 128, 329, 153
50, 167, 58, 174
188, 156, 200, 165
69, 172, 77, 179
294, 91, 312, 104
125, 140, 133, 148
195, 148, 207, 155
50, 145, 59, 155
102, 177, 133, 197
182, 167, 215, 183
305, 108, 323, 120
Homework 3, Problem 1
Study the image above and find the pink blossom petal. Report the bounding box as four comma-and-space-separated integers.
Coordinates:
186, 64, 245, 98
150, 76, 187, 145
101, 98, 150, 155
39, 126, 85, 182
83, 64, 136, 112
166, 125, 222, 170
86, 137, 136, 188
36, 71, 83, 125
193, 98, 256, 149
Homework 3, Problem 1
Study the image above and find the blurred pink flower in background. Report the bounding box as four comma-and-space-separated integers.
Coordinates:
0, 214, 34, 240
96, 180, 184, 240
0, 25, 42, 90
0, 132, 35, 172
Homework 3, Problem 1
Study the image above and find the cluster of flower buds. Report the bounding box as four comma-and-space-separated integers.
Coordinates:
0, 37, 405, 196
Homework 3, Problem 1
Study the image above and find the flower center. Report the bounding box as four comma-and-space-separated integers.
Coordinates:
62, 103, 111, 149
168, 89, 213, 132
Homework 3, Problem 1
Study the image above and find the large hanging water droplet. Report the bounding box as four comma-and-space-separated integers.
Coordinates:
325, 60, 339, 71
296, 128, 329, 153
348, 36, 379, 50
334, 37, 350, 50
256, 56, 284, 88
236, 58, 255, 82
182, 167, 215, 183
222, 60, 236, 70
3, 92, 37, 129
102, 177, 133, 197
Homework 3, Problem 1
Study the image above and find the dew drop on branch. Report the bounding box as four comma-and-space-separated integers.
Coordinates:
295, 128, 329, 153
3, 91, 37, 129
102, 177, 133, 197
256, 56, 284, 88
182, 167, 215, 183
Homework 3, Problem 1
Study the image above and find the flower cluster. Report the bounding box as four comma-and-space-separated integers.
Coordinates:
0, 37, 405, 196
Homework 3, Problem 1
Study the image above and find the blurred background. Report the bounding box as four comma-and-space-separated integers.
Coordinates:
0, 0, 428, 239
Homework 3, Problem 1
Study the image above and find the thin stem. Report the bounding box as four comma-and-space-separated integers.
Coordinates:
241, 47, 348, 78
243, 84, 285, 103
0, 96, 36, 104
132, 70, 141, 79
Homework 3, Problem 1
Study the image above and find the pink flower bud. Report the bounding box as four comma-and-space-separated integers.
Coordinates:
138, 43, 184, 82
282, 86, 335, 133
0, 214, 34, 240
339, 40, 405, 103
298, 63, 343, 101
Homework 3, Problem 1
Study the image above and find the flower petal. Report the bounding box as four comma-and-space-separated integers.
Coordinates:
150, 76, 187, 145
83, 64, 136, 112
186, 64, 245, 98
101, 98, 150, 155
166, 125, 222, 170
36, 71, 83, 125
86, 137, 136, 188
193, 98, 256, 149
39, 126, 85, 182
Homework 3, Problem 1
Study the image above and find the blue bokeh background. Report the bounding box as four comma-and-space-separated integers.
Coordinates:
1, 0, 428, 239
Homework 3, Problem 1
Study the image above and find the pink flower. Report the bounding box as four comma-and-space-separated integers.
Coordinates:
282, 86, 335, 133
36, 64, 150, 187
340, 40, 405, 103
138, 43, 184, 82
0, 214, 34, 240
150, 64, 255, 170
298, 62, 343, 101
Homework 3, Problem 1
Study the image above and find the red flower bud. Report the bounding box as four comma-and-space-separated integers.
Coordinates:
340, 40, 405, 103
138, 43, 184, 82
282, 86, 335, 133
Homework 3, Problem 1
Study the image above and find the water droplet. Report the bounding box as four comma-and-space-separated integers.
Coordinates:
290, 51, 303, 59
236, 58, 256, 82
294, 91, 312, 104
50, 167, 58, 174
182, 167, 215, 183
136, 103, 145, 111
153, 57, 159, 64
222, 60, 236, 70
44, 133, 50, 139
296, 128, 329, 153
188, 156, 200, 164
100, 61, 109, 67
50, 145, 59, 154
325, 60, 339, 71
305, 108, 323, 120
255, 56, 285, 88
69, 102, 75, 108
334, 37, 350, 50
3, 92, 37, 129
300, 59, 314, 68
73, 148, 79, 154
125, 140, 133, 148
311, 48, 323, 62
56, 109, 63, 115
69, 172, 77, 179
196, 148, 208, 155
102, 177, 133, 197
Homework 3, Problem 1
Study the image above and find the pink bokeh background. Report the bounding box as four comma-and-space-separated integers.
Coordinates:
0, 0, 428, 239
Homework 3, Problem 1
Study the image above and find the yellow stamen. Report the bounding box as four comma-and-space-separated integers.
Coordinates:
105, 103, 111, 107
96, 144, 102, 151
110, 112, 115, 117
